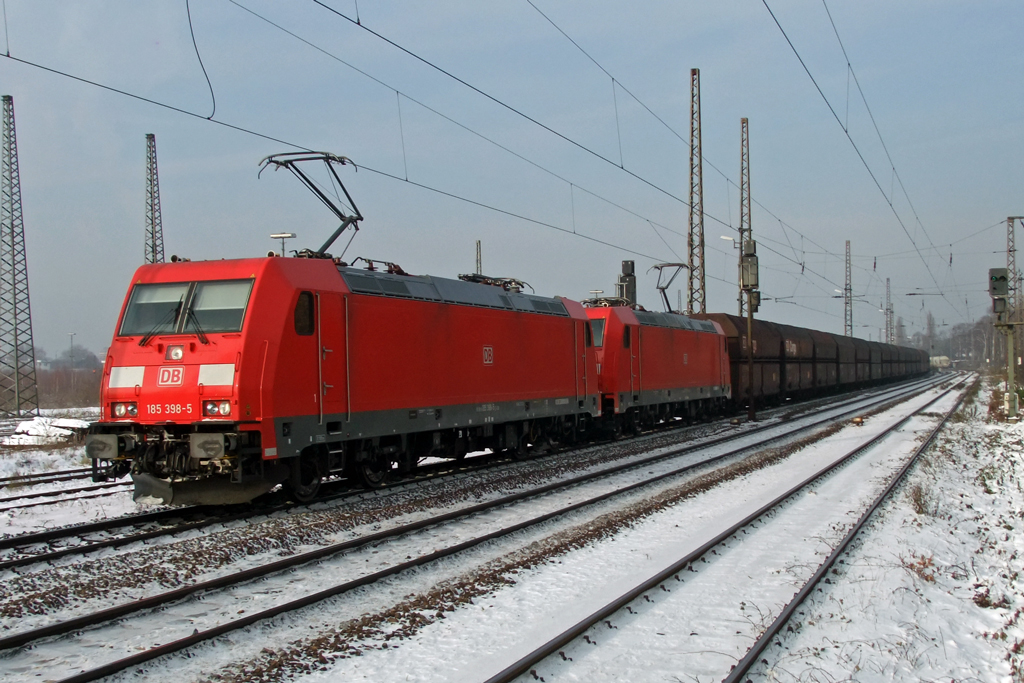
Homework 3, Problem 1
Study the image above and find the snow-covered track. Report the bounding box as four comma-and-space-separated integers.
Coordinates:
483, 374, 970, 683
723, 374, 976, 683
0, 467, 93, 489
0, 375, 951, 682
0, 481, 129, 509
0, 377, 934, 572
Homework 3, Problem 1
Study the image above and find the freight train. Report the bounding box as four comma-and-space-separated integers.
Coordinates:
86, 255, 928, 506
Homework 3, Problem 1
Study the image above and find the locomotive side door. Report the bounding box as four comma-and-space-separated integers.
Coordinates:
316, 292, 347, 422
627, 324, 640, 399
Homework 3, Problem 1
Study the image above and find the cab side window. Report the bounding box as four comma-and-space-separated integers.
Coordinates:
294, 291, 314, 335
623, 326, 631, 348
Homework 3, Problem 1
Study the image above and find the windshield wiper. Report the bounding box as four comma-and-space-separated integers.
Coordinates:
186, 307, 210, 345
138, 297, 184, 347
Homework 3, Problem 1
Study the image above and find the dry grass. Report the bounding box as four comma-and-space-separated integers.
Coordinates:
900, 554, 936, 583
908, 484, 934, 516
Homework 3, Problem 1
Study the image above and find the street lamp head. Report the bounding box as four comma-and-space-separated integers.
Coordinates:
270, 233, 297, 257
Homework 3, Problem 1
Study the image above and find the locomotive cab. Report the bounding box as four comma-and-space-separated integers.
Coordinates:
86, 257, 333, 505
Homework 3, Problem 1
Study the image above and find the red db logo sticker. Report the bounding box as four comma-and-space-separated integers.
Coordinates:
482, 346, 494, 365
158, 367, 184, 386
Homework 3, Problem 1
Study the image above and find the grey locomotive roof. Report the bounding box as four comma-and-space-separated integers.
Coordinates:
338, 266, 569, 317
632, 309, 718, 334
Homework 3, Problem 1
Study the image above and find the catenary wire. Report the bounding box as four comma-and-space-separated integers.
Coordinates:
0, 54, 671, 265
185, 0, 215, 119
761, 0, 964, 323
226, 0, 689, 245
522, 0, 868, 281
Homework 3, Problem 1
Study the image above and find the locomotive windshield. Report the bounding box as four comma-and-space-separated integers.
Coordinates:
120, 279, 254, 337
590, 319, 605, 347
183, 280, 253, 333
119, 283, 189, 336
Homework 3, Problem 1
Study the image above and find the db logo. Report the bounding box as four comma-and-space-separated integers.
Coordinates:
158, 366, 184, 386
482, 346, 494, 365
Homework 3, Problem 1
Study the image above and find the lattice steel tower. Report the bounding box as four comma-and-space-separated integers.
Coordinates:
686, 68, 705, 315
1008, 217, 1017, 322
0, 96, 39, 416
844, 240, 853, 337
738, 118, 751, 317
885, 277, 894, 343
145, 134, 165, 264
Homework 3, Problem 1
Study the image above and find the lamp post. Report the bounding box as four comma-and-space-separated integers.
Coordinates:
270, 232, 297, 257
68, 332, 76, 394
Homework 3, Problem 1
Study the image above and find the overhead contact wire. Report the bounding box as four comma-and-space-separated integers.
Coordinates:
0, 53, 663, 263
185, 0, 216, 119
761, 0, 962, 322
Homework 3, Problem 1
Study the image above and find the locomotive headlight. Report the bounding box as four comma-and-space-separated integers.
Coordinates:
166, 345, 184, 361
203, 401, 232, 417
112, 402, 137, 418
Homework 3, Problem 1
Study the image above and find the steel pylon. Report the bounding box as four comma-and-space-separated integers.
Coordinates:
686, 68, 705, 315
886, 277, 894, 343
844, 240, 853, 337
0, 96, 39, 417
145, 134, 165, 264
738, 118, 751, 317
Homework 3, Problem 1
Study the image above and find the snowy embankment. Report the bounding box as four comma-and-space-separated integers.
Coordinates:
750, 377, 1024, 681
0, 408, 96, 449
0, 408, 141, 537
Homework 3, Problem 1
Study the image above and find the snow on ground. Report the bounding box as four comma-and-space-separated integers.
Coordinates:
78, 379, 958, 683
0, 441, 89, 480
748, 376, 1023, 681
0, 416, 89, 446
0, 384, 940, 681
0, 408, 140, 537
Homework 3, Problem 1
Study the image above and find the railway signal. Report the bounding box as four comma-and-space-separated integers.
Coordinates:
990, 267, 1009, 298
991, 265, 1017, 420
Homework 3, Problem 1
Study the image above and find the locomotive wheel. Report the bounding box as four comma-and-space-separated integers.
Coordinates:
288, 454, 322, 502
511, 435, 530, 461
359, 453, 391, 488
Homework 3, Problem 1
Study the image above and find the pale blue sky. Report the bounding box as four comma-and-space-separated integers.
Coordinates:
0, 0, 1020, 355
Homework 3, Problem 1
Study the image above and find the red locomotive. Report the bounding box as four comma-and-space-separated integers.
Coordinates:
584, 304, 731, 432
86, 256, 603, 504
85, 153, 928, 505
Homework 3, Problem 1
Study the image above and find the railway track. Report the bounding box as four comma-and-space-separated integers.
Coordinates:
0, 374, 954, 682
0, 375, 936, 572
722, 377, 973, 683
0, 467, 94, 489
482, 375, 971, 683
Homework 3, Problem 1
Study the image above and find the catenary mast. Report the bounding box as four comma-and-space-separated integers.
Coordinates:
145, 134, 165, 264
0, 96, 39, 416
738, 118, 750, 317
686, 68, 705, 315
